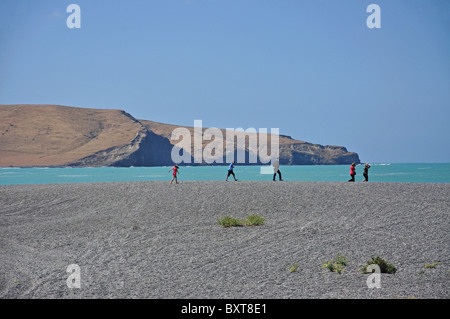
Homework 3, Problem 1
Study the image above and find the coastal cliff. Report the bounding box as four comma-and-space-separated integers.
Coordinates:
0, 104, 360, 167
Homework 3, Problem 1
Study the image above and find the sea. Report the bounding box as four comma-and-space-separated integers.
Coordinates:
0, 163, 449, 185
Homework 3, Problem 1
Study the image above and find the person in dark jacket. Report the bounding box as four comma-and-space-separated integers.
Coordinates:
363, 163, 371, 182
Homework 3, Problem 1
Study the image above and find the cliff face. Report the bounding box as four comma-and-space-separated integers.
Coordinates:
279, 143, 360, 165
0, 104, 360, 167
140, 120, 360, 166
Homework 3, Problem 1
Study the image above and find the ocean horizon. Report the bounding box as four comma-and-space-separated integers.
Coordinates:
1, 163, 449, 185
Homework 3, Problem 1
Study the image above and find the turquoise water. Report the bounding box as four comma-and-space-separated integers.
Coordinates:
0, 163, 449, 185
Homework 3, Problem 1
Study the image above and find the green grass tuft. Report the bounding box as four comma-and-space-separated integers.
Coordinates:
218, 215, 265, 228
287, 263, 299, 273
244, 215, 265, 226
217, 216, 245, 227
321, 254, 349, 274
425, 262, 439, 269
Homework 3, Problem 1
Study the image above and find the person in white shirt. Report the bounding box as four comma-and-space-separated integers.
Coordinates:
272, 157, 283, 181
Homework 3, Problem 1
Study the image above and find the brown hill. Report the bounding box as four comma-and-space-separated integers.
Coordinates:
0, 104, 360, 167
0, 104, 144, 166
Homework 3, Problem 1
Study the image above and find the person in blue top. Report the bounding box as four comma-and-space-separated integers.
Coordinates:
226, 161, 238, 181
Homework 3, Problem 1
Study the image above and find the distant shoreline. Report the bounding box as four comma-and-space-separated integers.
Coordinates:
1, 163, 450, 185
1, 162, 449, 169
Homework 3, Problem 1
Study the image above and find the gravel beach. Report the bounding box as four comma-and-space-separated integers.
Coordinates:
0, 181, 448, 299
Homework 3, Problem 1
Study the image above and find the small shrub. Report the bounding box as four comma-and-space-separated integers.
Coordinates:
321, 254, 348, 274
335, 254, 349, 266
218, 216, 244, 227
321, 261, 345, 274
288, 263, 299, 273
321, 260, 336, 272
360, 256, 397, 274
425, 262, 439, 269
218, 215, 265, 227
245, 215, 265, 226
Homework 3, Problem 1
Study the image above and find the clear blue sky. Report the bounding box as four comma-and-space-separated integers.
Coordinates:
1, 0, 449, 163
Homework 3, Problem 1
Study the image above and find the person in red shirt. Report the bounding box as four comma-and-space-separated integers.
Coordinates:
348, 163, 356, 182
169, 165, 180, 184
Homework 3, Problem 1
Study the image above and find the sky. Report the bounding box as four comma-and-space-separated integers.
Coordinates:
0, 0, 449, 163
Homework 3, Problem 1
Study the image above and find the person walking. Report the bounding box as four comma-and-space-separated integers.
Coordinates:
363, 163, 371, 182
226, 161, 238, 181
272, 157, 283, 181
169, 165, 180, 184
348, 163, 356, 182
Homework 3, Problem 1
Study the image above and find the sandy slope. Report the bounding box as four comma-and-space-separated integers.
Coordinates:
0, 181, 448, 299
0, 104, 141, 166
